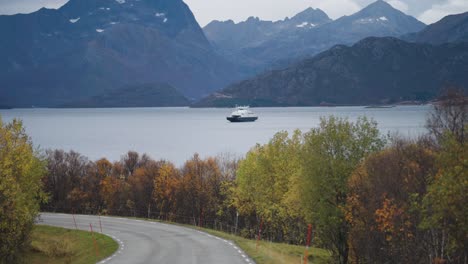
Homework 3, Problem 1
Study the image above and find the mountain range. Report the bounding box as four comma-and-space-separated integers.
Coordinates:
204, 0, 426, 72
0, 0, 243, 107
196, 8, 468, 107
196, 37, 468, 107
1, 0, 467, 108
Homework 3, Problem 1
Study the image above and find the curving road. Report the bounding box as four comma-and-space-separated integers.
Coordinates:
39, 213, 254, 264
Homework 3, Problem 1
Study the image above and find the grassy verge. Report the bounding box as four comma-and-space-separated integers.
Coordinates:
24, 225, 118, 264
198, 228, 331, 264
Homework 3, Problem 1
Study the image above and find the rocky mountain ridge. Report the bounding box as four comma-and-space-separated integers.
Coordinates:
405, 11, 468, 44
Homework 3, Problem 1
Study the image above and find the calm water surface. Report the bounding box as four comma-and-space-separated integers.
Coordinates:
0, 106, 431, 165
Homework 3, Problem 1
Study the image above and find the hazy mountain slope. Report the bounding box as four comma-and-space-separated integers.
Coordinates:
195, 37, 468, 107
405, 11, 468, 44
63, 83, 189, 107
0, 0, 242, 107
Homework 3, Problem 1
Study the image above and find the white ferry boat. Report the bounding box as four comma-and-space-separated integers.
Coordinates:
226, 106, 258, 122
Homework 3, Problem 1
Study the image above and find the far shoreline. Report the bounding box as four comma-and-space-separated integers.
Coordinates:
0, 104, 432, 111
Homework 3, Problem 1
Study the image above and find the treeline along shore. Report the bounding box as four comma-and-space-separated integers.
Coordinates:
1, 90, 466, 264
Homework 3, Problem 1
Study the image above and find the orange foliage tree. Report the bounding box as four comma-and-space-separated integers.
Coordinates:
346, 139, 437, 263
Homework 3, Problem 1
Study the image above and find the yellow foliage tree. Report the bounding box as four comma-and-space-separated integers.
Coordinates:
0, 118, 47, 263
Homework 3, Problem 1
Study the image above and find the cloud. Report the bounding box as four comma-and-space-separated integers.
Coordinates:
418, 0, 468, 24
314, 0, 362, 19
0, 0, 67, 14
387, 0, 409, 13
1, 0, 468, 26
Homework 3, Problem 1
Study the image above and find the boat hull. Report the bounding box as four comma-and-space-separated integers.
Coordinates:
227, 116, 258, 122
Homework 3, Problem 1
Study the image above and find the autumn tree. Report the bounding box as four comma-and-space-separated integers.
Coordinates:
100, 167, 130, 215
346, 139, 437, 263
176, 154, 224, 226
153, 161, 180, 220
0, 118, 47, 263
300, 116, 385, 264
128, 160, 163, 218
43, 150, 89, 212
426, 88, 467, 144
121, 151, 151, 179
87, 158, 113, 212
421, 87, 468, 263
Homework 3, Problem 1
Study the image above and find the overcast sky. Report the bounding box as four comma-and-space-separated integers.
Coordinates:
0, 0, 467, 26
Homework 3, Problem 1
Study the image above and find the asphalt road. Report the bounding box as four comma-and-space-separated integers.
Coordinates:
39, 213, 254, 264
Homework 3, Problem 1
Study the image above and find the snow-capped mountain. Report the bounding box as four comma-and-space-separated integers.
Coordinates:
325, 0, 426, 40
203, 0, 426, 72
204, 7, 331, 51
0, 0, 243, 107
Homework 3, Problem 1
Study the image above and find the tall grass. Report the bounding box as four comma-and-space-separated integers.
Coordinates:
25, 225, 118, 264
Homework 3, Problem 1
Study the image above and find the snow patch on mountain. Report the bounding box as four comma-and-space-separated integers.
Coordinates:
115, 0, 125, 4
356, 17, 389, 24
296, 22, 316, 28
96, 29, 104, 33
69, 17, 80, 23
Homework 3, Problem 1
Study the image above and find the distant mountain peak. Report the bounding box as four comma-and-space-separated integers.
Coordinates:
369, 0, 392, 7
298, 7, 327, 14
291, 7, 331, 24
346, 0, 425, 29
246, 16, 261, 23
359, 0, 402, 15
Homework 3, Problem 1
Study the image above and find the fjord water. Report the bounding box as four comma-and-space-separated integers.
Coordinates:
0, 106, 430, 165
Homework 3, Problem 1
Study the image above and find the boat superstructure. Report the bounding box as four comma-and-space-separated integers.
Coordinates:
226, 106, 258, 122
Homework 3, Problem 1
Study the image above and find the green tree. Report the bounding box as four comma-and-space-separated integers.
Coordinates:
422, 88, 467, 263
300, 116, 385, 264
235, 130, 304, 242
422, 135, 468, 263
0, 118, 47, 263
